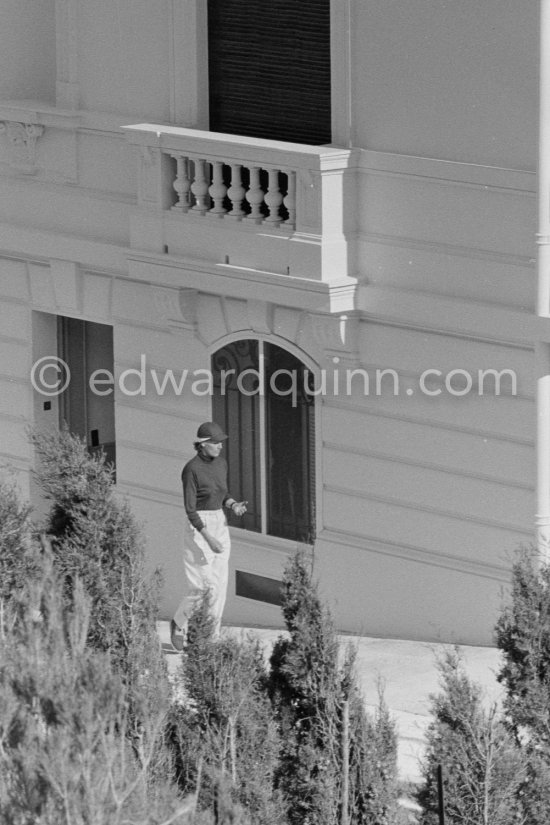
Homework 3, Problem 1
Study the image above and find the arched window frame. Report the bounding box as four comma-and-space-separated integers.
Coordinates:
209, 333, 322, 545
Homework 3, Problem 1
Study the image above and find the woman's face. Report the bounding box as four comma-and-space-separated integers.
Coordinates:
201, 440, 223, 458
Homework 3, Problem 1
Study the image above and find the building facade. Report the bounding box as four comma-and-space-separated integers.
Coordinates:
0, 0, 539, 644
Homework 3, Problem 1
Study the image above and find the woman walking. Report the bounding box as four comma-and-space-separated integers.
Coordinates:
170, 421, 247, 650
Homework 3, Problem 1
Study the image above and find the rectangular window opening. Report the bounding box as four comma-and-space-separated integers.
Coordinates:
207, 0, 331, 144
58, 316, 116, 476
235, 570, 283, 606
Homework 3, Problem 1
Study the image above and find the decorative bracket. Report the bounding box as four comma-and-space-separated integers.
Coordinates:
297, 311, 360, 368
152, 285, 198, 333
0, 121, 44, 173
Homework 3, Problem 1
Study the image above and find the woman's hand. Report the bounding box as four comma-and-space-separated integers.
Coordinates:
232, 501, 248, 517
201, 529, 224, 554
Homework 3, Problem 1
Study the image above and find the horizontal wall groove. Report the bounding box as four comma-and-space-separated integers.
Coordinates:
325, 483, 531, 536
114, 356, 197, 375
0, 223, 129, 277
0, 293, 28, 306
318, 528, 511, 582
116, 479, 181, 506
0, 251, 125, 280
361, 230, 535, 270
324, 395, 535, 448
117, 438, 188, 462
0, 453, 30, 472
0, 411, 30, 424
355, 358, 532, 402
357, 150, 536, 195
0, 334, 29, 348
323, 440, 534, 493
0, 372, 30, 386
0, 172, 135, 207
111, 316, 168, 333
359, 302, 534, 350
115, 396, 205, 422
357, 166, 535, 197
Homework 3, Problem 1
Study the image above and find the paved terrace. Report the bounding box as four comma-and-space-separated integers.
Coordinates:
158, 622, 502, 784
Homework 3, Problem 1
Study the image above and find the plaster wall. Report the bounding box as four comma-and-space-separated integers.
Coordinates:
76, 0, 172, 120
0, 0, 56, 102
351, 0, 538, 169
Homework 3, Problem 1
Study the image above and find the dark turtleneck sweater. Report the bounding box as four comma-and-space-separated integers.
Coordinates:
181, 452, 231, 531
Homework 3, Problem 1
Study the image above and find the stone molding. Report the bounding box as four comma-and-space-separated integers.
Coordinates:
151, 285, 198, 333
0, 121, 44, 173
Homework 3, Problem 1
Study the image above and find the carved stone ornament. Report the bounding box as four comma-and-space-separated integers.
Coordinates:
298, 312, 359, 367
0, 121, 44, 172
151, 286, 198, 333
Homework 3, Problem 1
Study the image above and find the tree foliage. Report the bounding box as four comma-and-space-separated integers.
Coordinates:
416, 649, 523, 825
168, 593, 283, 825
0, 555, 191, 825
0, 475, 39, 605
29, 428, 164, 707
495, 547, 550, 823
269, 551, 398, 825
0, 434, 190, 824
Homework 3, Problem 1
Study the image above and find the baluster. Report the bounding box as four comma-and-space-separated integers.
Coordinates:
283, 171, 296, 227
264, 168, 283, 224
191, 159, 210, 214
227, 164, 246, 218
208, 160, 227, 216
171, 154, 191, 212
245, 166, 265, 223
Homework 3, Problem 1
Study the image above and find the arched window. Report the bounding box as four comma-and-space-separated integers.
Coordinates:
212, 340, 316, 543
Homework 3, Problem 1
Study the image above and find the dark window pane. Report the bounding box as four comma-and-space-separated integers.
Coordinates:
211, 340, 315, 542
265, 344, 315, 542
58, 317, 116, 476
235, 570, 283, 606
207, 0, 331, 145
212, 340, 262, 532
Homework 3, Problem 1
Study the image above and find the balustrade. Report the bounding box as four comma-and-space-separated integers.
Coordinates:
125, 123, 357, 305
169, 154, 295, 228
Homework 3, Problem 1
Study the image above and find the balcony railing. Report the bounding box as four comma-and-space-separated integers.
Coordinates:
124, 124, 358, 297
171, 157, 295, 227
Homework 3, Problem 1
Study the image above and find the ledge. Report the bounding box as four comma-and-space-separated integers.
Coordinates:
127, 251, 358, 313
124, 123, 358, 172
0, 99, 81, 129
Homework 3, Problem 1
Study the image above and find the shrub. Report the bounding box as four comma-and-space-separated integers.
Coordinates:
495, 547, 550, 823
495, 547, 550, 742
0, 553, 191, 825
269, 550, 398, 825
416, 649, 523, 825
168, 594, 283, 825
0, 474, 39, 606
29, 429, 165, 707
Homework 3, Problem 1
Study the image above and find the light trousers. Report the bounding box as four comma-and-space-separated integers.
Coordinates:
173, 509, 230, 639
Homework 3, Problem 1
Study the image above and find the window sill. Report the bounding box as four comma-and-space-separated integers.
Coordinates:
229, 525, 313, 557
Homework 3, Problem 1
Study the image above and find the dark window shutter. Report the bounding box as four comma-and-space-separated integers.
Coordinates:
207, 0, 331, 145
264, 343, 316, 542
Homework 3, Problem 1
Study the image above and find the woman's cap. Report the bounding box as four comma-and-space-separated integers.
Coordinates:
195, 421, 228, 444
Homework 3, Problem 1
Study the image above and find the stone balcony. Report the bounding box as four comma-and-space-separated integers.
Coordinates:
124, 124, 359, 312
